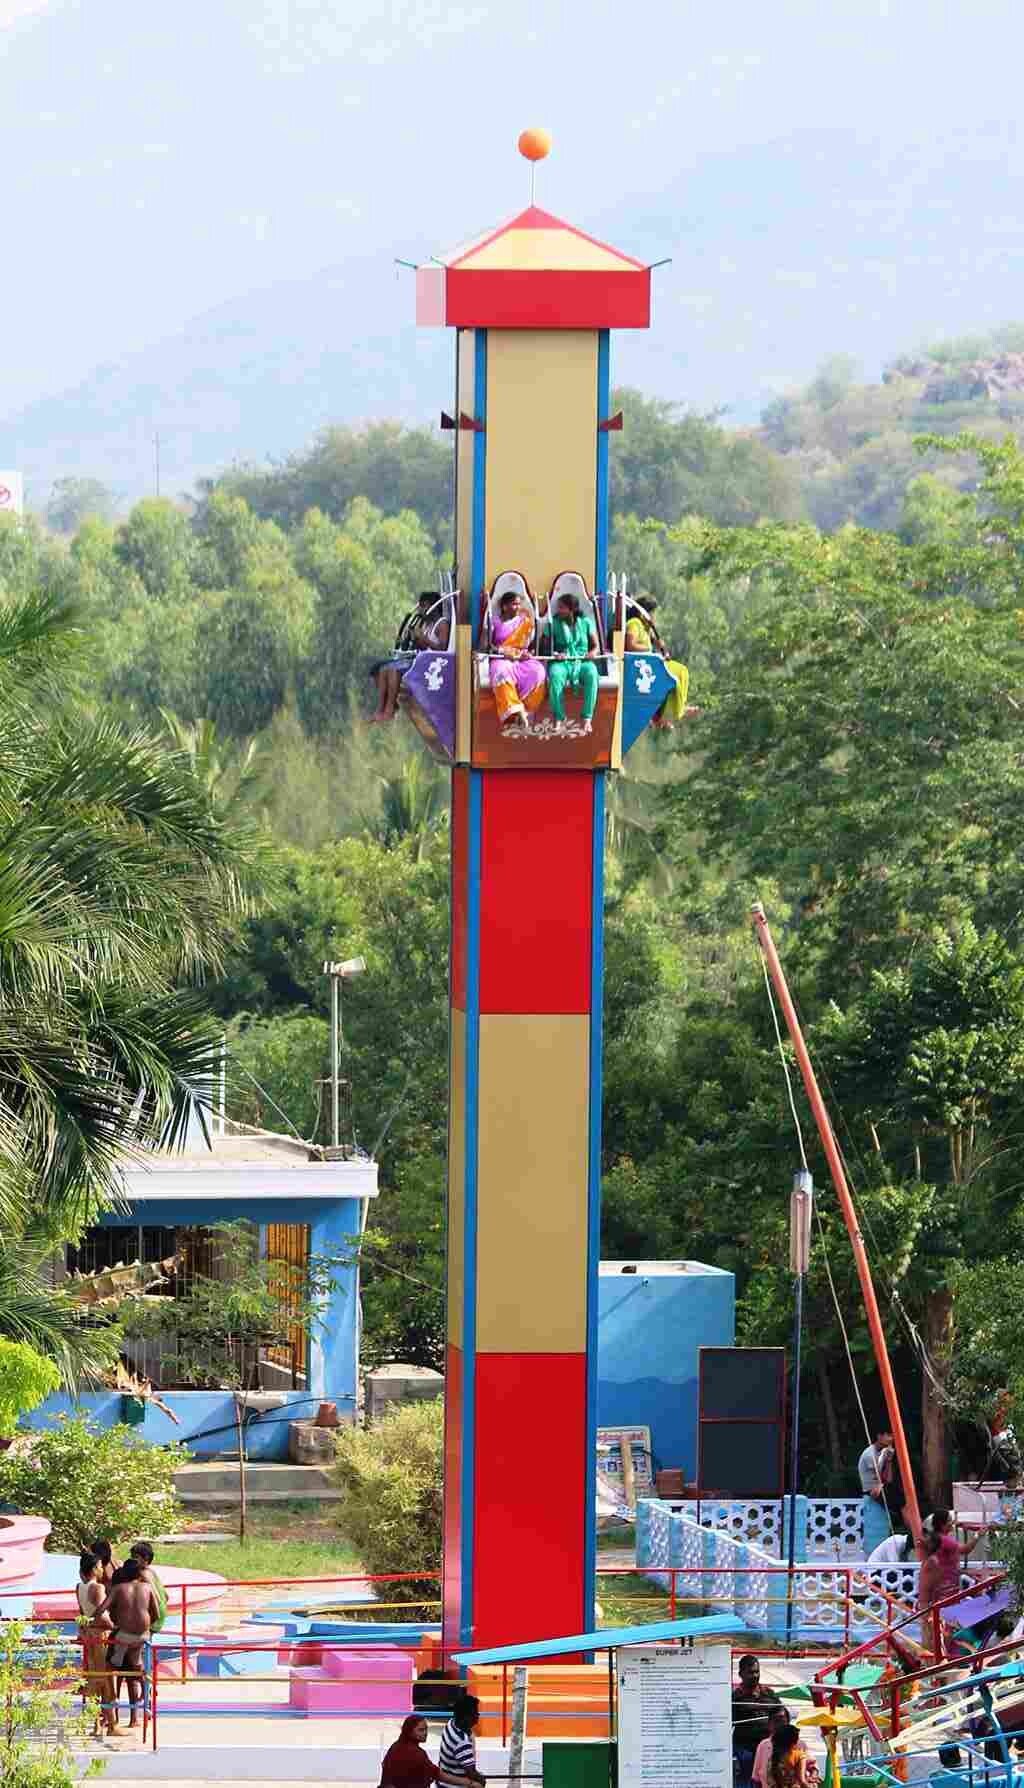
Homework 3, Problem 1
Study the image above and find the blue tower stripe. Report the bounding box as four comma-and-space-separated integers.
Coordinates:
471, 331, 488, 644
460, 767, 483, 1643
583, 769, 605, 1629
595, 330, 610, 631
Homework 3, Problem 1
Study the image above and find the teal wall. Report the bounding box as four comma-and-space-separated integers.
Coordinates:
597, 1264, 735, 1479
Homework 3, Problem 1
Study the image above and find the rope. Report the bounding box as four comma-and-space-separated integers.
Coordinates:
814, 1203, 876, 1460
756, 934, 888, 1526
760, 945, 953, 1433
758, 945, 810, 1174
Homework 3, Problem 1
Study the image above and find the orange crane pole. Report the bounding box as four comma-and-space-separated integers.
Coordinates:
751, 901, 922, 1541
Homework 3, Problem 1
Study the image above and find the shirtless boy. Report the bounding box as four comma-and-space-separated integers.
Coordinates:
104, 1559, 159, 1727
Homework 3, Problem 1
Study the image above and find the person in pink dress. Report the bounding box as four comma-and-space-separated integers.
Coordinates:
489, 590, 545, 734
919, 1507, 989, 1654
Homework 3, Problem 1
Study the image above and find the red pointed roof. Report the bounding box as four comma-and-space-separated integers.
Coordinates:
416, 206, 650, 330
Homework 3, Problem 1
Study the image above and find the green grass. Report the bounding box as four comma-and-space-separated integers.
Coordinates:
164, 1505, 363, 1584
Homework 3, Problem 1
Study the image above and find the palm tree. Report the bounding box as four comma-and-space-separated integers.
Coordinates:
0, 587, 269, 1377
158, 710, 269, 816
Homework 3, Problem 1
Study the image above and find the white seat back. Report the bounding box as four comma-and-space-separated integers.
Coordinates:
544, 571, 607, 654
483, 571, 537, 650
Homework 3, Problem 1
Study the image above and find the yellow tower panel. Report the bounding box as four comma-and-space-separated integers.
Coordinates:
484, 330, 598, 600
474, 1011, 590, 1353
455, 329, 477, 590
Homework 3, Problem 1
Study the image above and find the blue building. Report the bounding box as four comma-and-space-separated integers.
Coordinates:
597, 1260, 735, 1482
30, 1125, 378, 1459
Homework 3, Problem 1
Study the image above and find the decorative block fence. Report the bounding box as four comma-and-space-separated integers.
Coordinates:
635, 1499, 975, 1643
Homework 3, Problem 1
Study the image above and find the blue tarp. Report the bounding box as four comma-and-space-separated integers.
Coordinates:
453, 1611, 744, 1666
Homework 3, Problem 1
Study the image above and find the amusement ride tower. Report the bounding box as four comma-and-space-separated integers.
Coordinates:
405, 142, 674, 1656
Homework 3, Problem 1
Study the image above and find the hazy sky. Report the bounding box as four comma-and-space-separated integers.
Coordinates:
2, 0, 1022, 418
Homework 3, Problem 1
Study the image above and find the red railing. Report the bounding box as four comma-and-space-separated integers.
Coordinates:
2, 1560, 997, 1755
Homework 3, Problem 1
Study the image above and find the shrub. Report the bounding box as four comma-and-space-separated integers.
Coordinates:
0, 1618, 102, 1787
0, 1343, 61, 1438
0, 1416, 185, 1550
333, 1399, 442, 1605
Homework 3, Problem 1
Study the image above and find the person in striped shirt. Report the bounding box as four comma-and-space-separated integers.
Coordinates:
439, 1694, 486, 1787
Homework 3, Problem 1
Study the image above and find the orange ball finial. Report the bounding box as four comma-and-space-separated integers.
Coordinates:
518, 127, 552, 164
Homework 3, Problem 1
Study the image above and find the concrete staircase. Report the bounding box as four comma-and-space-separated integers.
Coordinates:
174, 1460, 340, 1503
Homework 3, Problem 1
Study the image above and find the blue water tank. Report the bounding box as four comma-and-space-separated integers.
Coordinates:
597, 1260, 736, 1481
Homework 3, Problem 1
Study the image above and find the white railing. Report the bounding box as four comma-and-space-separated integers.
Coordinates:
636, 1500, 981, 1642
640, 1494, 869, 1560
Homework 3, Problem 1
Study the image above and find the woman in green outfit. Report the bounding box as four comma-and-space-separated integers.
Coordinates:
546, 591, 600, 733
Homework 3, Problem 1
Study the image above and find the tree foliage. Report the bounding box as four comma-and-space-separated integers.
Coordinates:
0, 1416, 185, 1549
332, 1398, 443, 1601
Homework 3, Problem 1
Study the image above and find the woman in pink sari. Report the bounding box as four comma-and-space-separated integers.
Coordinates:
490, 589, 545, 734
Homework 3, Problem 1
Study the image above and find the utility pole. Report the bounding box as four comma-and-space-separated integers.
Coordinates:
787, 1169, 812, 1641
751, 902, 922, 1540
321, 957, 366, 1154
154, 430, 161, 498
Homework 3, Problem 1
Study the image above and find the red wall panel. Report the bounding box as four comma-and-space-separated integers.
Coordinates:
471, 1352, 587, 1647
478, 773, 593, 1014
446, 268, 651, 330
451, 769, 469, 1011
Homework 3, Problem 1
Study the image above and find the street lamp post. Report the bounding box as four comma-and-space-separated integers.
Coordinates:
321, 956, 366, 1152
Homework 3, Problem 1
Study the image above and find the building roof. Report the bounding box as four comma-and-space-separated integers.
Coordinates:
416, 205, 651, 331
443, 206, 646, 274
118, 1124, 378, 1203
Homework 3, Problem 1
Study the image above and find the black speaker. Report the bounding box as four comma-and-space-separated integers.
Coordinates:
698, 1347, 785, 1498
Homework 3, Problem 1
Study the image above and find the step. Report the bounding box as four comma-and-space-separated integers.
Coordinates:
288, 1664, 413, 1714
174, 1461, 341, 1502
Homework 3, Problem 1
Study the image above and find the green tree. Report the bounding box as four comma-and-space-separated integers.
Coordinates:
114, 498, 195, 599
46, 477, 116, 536
0, 1418, 184, 1549
0, 585, 267, 1373
216, 421, 453, 539
611, 389, 801, 526
809, 928, 1024, 1501
0, 1340, 60, 1436
678, 512, 1024, 980
0, 1617, 101, 1787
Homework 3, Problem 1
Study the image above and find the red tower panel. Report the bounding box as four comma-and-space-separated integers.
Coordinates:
442, 1341, 464, 1652
472, 1352, 588, 1644
478, 772, 593, 1014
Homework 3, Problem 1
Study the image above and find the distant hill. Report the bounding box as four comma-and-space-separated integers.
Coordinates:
0, 256, 453, 510
7, 124, 1024, 509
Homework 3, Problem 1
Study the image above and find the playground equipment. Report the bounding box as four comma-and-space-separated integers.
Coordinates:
404, 134, 681, 1660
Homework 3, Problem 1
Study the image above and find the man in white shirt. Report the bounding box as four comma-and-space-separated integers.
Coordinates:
858, 1428, 895, 1555
867, 1531, 910, 1565
439, 1693, 486, 1787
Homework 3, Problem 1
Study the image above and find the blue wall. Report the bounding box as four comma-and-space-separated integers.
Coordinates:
597, 1263, 735, 1479
24, 1389, 322, 1459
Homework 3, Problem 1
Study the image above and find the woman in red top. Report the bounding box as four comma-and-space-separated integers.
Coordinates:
381, 1715, 465, 1788
918, 1508, 989, 1653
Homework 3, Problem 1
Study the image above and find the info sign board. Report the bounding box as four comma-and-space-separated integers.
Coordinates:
617, 1641, 732, 1788
0, 473, 24, 517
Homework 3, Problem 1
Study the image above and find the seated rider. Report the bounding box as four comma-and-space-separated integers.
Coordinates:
489, 588, 545, 735
624, 594, 694, 728
546, 590, 600, 736
369, 593, 449, 724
